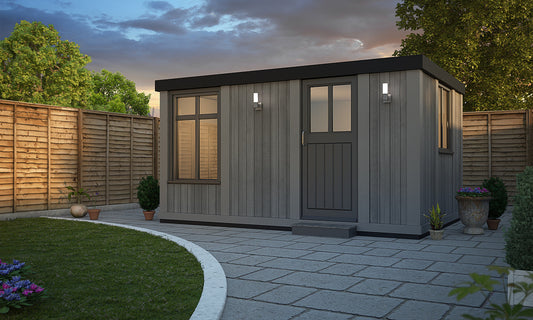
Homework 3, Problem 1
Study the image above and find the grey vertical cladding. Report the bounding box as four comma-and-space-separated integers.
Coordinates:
224, 81, 292, 219
369, 72, 408, 225
167, 183, 221, 215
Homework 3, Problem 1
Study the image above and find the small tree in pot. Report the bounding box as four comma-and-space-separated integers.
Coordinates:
505, 166, 533, 306
137, 176, 160, 221
482, 176, 508, 230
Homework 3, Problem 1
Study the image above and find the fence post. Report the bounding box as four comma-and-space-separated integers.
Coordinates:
487, 113, 492, 177
13, 104, 17, 213
77, 109, 83, 196
105, 114, 110, 205
130, 117, 134, 202
153, 118, 159, 180
47, 107, 51, 210
526, 109, 533, 166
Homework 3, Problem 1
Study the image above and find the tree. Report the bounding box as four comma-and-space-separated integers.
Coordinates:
0, 21, 92, 107
394, 0, 533, 111
89, 69, 150, 116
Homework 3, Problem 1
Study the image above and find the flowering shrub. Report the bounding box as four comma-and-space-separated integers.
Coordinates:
0, 259, 46, 314
456, 187, 491, 197
0, 259, 27, 280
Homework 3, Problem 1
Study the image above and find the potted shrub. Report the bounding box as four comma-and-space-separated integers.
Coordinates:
424, 204, 446, 240
137, 176, 159, 221
455, 186, 491, 234
66, 186, 90, 218
505, 166, 533, 307
482, 176, 508, 230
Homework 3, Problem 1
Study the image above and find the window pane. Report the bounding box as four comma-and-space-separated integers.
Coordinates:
199, 119, 218, 179
439, 88, 449, 149
333, 85, 351, 132
310, 86, 328, 132
177, 120, 196, 179
177, 97, 195, 115
200, 95, 218, 114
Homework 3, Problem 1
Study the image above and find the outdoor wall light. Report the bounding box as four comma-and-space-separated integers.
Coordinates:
382, 83, 392, 104
253, 92, 263, 111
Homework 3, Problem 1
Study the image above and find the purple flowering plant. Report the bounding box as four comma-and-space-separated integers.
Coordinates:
0, 259, 46, 314
457, 187, 491, 197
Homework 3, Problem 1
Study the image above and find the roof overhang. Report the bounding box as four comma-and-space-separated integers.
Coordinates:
155, 55, 465, 94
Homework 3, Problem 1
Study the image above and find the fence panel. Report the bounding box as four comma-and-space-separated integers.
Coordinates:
0, 99, 160, 214
463, 110, 532, 201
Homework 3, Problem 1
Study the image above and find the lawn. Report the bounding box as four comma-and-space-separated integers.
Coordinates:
0, 218, 203, 319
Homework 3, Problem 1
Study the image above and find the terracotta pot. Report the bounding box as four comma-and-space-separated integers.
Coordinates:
143, 210, 155, 220
456, 196, 491, 234
88, 209, 101, 220
70, 204, 88, 218
429, 229, 444, 240
487, 219, 501, 230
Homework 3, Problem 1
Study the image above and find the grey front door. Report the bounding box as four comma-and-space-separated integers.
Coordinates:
301, 77, 357, 222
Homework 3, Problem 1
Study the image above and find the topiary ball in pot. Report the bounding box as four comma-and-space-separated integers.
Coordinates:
137, 176, 160, 212
505, 167, 533, 270
482, 176, 508, 219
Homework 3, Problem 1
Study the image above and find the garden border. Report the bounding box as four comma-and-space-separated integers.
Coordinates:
46, 217, 227, 320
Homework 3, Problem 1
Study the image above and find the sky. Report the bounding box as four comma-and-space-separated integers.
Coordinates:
0, 0, 409, 114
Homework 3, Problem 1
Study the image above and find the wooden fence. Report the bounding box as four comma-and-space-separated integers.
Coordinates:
463, 110, 533, 201
0, 100, 160, 214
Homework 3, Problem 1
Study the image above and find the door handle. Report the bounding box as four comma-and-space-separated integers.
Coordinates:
301, 130, 305, 146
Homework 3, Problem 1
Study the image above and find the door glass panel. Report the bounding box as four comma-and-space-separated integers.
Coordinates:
177, 97, 195, 115
200, 95, 218, 114
177, 120, 196, 179
333, 85, 351, 132
310, 86, 328, 132
199, 119, 218, 179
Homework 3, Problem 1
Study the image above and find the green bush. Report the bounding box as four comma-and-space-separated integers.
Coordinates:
137, 176, 160, 211
482, 176, 508, 219
505, 167, 533, 270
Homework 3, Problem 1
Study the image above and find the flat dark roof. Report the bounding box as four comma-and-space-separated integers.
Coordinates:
155, 55, 465, 94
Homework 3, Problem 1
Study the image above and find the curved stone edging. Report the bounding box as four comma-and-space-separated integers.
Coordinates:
46, 217, 227, 320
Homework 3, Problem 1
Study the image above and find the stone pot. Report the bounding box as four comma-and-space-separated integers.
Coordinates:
487, 219, 501, 230
88, 208, 101, 220
455, 196, 491, 234
70, 204, 88, 218
429, 229, 444, 240
143, 210, 155, 221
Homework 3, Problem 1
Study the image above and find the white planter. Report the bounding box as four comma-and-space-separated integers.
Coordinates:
507, 269, 533, 307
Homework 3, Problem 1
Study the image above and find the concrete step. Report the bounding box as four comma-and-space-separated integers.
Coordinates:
291, 222, 357, 238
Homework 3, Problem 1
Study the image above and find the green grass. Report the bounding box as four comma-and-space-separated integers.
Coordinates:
0, 218, 203, 319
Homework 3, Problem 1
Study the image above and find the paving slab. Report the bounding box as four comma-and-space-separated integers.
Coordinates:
294, 290, 403, 318
388, 300, 450, 320
226, 279, 279, 299
292, 310, 353, 320
254, 285, 317, 304
241, 268, 294, 282
221, 297, 304, 320
390, 283, 486, 307
258, 257, 334, 272
347, 278, 402, 295
273, 271, 363, 290
356, 266, 439, 283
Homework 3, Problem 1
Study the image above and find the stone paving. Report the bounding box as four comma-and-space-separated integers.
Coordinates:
90, 209, 510, 320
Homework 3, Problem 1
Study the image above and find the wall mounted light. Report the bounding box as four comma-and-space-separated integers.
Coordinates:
382, 83, 392, 104
253, 92, 263, 111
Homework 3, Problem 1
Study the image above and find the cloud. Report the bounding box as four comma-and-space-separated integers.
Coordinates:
0, 0, 406, 96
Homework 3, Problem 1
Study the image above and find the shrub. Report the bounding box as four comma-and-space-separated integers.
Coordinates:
137, 176, 160, 211
482, 177, 508, 219
505, 167, 533, 270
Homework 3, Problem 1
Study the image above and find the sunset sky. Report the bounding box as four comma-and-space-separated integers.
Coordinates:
0, 0, 409, 113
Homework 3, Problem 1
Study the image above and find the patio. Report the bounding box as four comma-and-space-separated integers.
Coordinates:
64, 208, 509, 320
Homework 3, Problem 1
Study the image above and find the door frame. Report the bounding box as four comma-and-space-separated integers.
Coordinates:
301, 76, 358, 222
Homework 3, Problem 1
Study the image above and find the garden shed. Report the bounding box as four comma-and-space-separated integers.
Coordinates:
155, 55, 464, 238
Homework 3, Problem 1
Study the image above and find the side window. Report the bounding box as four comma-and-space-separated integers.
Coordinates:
438, 86, 451, 150
174, 93, 219, 182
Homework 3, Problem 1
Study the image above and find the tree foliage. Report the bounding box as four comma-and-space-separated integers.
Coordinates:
89, 69, 150, 116
394, 0, 533, 111
0, 21, 92, 107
